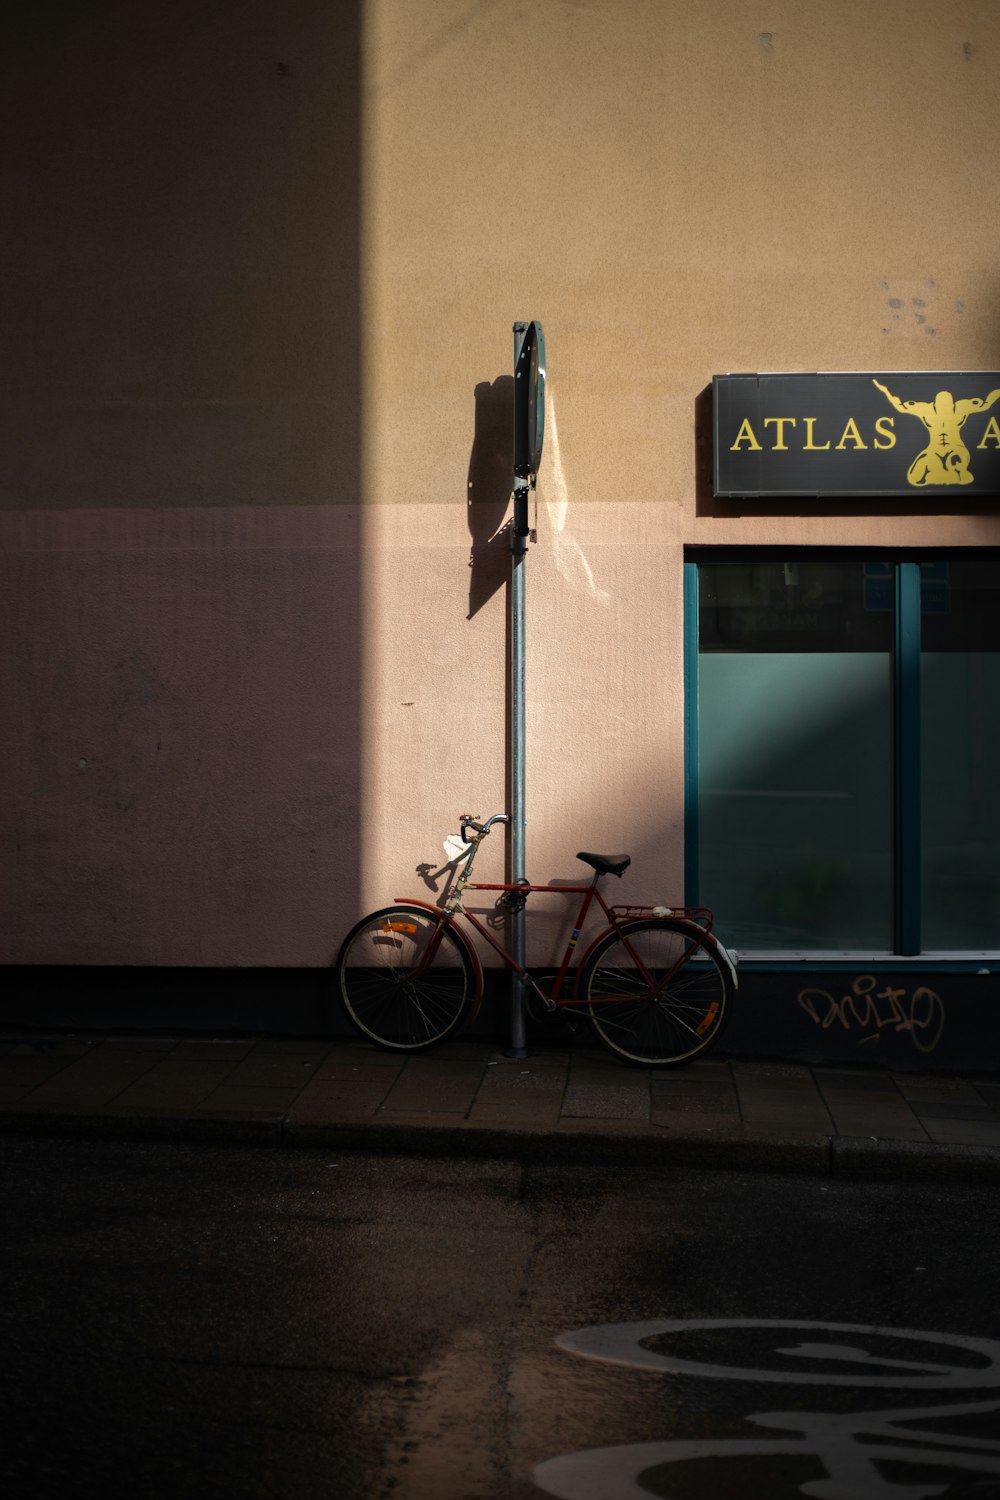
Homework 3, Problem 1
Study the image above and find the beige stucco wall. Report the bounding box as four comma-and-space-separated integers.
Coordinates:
3, 0, 1000, 968
364, 0, 1000, 514
360, 0, 1000, 953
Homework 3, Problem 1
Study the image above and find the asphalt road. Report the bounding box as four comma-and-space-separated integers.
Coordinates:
3, 1139, 999, 1499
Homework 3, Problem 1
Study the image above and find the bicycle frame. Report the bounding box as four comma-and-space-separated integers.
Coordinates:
394, 876, 735, 1016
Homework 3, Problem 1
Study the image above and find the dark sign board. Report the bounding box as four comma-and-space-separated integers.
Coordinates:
713, 372, 1000, 499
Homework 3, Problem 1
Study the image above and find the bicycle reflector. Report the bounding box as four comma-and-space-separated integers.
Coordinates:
696, 1002, 720, 1036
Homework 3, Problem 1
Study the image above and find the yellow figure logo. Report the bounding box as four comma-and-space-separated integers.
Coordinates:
873, 378, 1000, 486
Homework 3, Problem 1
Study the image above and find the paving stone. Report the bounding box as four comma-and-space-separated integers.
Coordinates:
380, 1083, 480, 1114
816, 1089, 929, 1141
0, 1053, 90, 1086
103, 1036, 179, 1052
830, 1100, 923, 1129
286, 1081, 387, 1121
0, 1083, 36, 1103
467, 1096, 563, 1128
311, 1055, 405, 1084
23, 1048, 163, 1106
422, 1040, 505, 1063
909, 1101, 994, 1121
814, 1093, 903, 1119
170, 1039, 256, 1060
112, 1059, 242, 1108
895, 1077, 983, 1102
291, 1077, 391, 1103
683, 1060, 736, 1082
412, 1083, 494, 1109
920, 1119, 1000, 1147
0, 1037, 95, 1058
819, 1093, 914, 1122
815, 1070, 899, 1092
650, 1080, 740, 1116
375, 1110, 493, 1131
732, 1061, 815, 1079
250, 1040, 334, 1056
382, 1049, 481, 1071
650, 1111, 745, 1133
524, 1046, 573, 1066
972, 1082, 1000, 1115
218, 1053, 326, 1088
479, 1067, 566, 1092
197, 1084, 304, 1112
331, 1042, 409, 1066
568, 1048, 629, 1073
734, 1067, 834, 1131
562, 1083, 650, 1122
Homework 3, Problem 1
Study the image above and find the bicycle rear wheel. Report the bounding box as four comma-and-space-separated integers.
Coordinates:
335, 904, 475, 1052
581, 918, 732, 1067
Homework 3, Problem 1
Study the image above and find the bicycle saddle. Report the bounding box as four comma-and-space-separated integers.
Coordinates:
577, 851, 631, 877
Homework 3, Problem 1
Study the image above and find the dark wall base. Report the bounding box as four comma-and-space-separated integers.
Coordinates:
719, 969, 999, 1073
2, 966, 997, 1073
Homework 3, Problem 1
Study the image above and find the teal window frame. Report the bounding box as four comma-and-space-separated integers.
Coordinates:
894, 561, 921, 955
684, 549, 1000, 969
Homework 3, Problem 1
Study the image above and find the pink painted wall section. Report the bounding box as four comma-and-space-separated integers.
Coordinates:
1, 507, 362, 966
358, 496, 684, 972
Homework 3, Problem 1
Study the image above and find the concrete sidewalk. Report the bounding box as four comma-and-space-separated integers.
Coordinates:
2, 1032, 999, 1180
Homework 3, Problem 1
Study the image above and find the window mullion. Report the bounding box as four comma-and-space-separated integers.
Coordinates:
895, 562, 922, 954
683, 561, 700, 904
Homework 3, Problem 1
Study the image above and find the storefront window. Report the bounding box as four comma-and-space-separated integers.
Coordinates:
689, 554, 1000, 956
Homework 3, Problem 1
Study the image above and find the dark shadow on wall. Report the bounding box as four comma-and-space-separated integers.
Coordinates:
0, 1, 362, 510
0, 1, 364, 1028
467, 376, 514, 617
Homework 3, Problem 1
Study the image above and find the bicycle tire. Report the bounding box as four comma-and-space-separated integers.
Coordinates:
335, 904, 475, 1052
581, 917, 732, 1067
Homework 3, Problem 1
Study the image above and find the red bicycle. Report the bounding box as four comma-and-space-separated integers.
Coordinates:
334, 813, 738, 1067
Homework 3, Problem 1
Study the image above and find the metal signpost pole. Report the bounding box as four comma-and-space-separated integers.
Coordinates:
507, 320, 545, 1058
508, 507, 528, 1057
508, 322, 530, 1056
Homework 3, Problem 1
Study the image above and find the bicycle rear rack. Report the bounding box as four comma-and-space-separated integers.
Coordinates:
611, 905, 715, 933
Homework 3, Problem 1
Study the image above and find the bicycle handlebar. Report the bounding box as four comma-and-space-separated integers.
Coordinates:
459, 812, 509, 842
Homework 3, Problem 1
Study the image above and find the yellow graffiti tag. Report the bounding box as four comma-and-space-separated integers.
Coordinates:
797, 975, 945, 1054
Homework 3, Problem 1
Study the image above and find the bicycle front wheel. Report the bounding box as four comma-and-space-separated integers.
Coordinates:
581, 918, 732, 1067
335, 904, 475, 1052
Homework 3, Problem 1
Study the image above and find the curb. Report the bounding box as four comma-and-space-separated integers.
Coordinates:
3, 1107, 1000, 1181
281, 1118, 833, 1173
0, 1109, 284, 1147
830, 1135, 1000, 1183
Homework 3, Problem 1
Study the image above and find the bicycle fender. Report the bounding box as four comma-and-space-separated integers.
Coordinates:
702, 930, 740, 991
574, 920, 739, 995
390, 898, 486, 1021
669, 922, 739, 991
